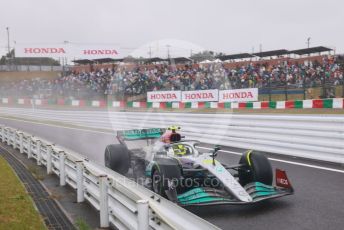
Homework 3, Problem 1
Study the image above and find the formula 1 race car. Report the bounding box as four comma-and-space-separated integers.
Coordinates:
104, 126, 294, 206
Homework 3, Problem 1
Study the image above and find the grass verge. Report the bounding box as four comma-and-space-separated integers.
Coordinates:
0, 156, 46, 230
75, 217, 92, 230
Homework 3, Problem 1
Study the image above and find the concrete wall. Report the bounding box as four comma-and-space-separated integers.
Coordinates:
0, 71, 61, 82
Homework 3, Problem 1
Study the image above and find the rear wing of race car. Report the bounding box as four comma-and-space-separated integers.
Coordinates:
117, 128, 166, 143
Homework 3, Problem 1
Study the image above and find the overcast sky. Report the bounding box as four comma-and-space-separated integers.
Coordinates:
0, 0, 343, 58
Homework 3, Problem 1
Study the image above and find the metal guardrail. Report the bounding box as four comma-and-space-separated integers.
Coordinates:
0, 125, 219, 230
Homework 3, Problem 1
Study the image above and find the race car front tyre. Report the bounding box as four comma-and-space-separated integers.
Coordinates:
152, 168, 165, 196
238, 151, 273, 186
151, 160, 181, 202
104, 144, 130, 175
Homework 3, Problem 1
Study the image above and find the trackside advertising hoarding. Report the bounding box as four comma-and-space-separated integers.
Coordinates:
147, 88, 258, 102
147, 91, 182, 102
219, 88, 258, 102
182, 89, 218, 102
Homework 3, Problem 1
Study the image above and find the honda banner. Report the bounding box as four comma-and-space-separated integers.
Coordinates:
15, 44, 70, 58
147, 88, 258, 103
219, 88, 258, 102
147, 91, 182, 102
181, 89, 218, 102
72, 44, 119, 59
15, 43, 120, 58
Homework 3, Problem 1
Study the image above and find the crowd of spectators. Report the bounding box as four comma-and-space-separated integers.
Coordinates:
0, 55, 343, 100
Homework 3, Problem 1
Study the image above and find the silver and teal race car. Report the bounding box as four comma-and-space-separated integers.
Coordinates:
104, 127, 294, 206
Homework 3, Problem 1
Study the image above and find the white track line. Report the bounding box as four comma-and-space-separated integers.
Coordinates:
197, 146, 344, 174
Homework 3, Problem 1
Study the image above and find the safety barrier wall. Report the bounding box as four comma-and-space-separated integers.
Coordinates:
1, 97, 344, 109
0, 126, 219, 230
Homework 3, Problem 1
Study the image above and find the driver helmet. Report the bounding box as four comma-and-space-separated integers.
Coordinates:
172, 144, 189, 156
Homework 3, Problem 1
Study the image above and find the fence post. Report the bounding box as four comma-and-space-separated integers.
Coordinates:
19, 133, 24, 153
28, 136, 32, 159
59, 151, 66, 186
76, 161, 84, 203
1, 126, 5, 142
46, 145, 52, 174
321, 73, 326, 98
13, 131, 17, 149
36, 141, 42, 165
137, 200, 149, 230
99, 175, 109, 228
7, 129, 10, 145
268, 78, 272, 101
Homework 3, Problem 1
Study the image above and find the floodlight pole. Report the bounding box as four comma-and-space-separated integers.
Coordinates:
306, 37, 311, 57
6, 27, 11, 70
148, 46, 152, 59
307, 37, 311, 48
6, 27, 10, 55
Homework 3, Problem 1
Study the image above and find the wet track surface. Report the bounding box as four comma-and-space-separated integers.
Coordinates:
0, 109, 344, 230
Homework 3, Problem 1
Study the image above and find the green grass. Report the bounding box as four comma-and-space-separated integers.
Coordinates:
75, 217, 92, 230
27, 165, 46, 181
0, 156, 46, 230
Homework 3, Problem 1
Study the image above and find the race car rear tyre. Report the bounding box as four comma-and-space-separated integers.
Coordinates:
104, 144, 130, 175
238, 151, 273, 186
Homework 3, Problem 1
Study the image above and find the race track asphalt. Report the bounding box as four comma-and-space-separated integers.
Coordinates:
0, 108, 343, 230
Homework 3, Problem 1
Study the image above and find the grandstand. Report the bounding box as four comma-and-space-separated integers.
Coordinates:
0, 46, 342, 101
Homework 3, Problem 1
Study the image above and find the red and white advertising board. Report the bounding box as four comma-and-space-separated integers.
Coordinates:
15, 44, 120, 59
219, 88, 258, 102
72, 45, 119, 58
15, 45, 70, 58
147, 91, 182, 102
182, 89, 218, 102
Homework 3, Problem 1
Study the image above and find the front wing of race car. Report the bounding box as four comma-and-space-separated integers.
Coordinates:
177, 169, 294, 206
